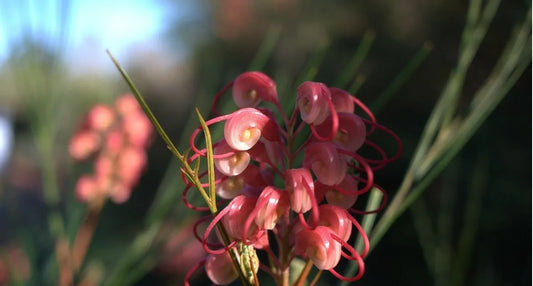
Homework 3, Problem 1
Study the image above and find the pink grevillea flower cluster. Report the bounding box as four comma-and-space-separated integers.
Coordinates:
183, 72, 401, 284
69, 94, 153, 204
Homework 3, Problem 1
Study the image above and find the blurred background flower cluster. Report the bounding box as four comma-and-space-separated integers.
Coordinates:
0, 0, 530, 285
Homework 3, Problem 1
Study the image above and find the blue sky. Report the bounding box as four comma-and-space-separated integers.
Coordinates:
0, 0, 192, 71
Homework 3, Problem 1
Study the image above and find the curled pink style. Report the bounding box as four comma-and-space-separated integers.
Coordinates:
233, 71, 278, 107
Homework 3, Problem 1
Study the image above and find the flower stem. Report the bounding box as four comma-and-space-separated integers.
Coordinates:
71, 198, 104, 271
293, 260, 313, 286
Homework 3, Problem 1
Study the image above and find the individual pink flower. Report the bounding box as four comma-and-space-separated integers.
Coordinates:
285, 168, 316, 213
329, 87, 355, 113
316, 175, 359, 209
233, 71, 278, 107
316, 112, 366, 152
86, 104, 115, 131
104, 130, 124, 154
303, 142, 347, 186
297, 81, 331, 125
94, 155, 113, 178
253, 186, 289, 230
248, 139, 283, 167
317, 204, 352, 242
108, 182, 131, 204
215, 164, 273, 199
205, 252, 239, 285
122, 111, 153, 148
222, 195, 260, 240
213, 140, 250, 176
224, 108, 278, 151
117, 147, 147, 187
295, 226, 342, 270
115, 94, 142, 116
75, 175, 98, 203
69, 130, 100, 161
215, 172, 245, 199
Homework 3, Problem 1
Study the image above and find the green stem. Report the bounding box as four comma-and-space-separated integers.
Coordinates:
410, 199, 437, 276
451, 154, 487, 286
340, 187, 382, 286
107, 50, 254, 286
369, 2, 530, 254
106, 50, 184, 162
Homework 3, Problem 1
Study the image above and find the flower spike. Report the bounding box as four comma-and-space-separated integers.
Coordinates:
179, 71, 401, 284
